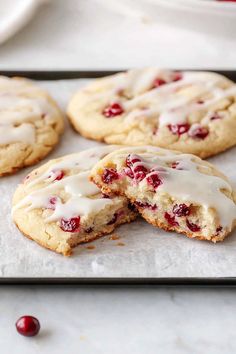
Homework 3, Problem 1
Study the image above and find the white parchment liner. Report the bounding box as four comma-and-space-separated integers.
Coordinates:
0, 78, 236, 279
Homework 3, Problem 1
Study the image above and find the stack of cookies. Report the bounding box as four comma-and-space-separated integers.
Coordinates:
2, 69, 236, 255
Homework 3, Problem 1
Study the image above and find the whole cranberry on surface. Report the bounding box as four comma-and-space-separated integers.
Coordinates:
15, 315, 40, 337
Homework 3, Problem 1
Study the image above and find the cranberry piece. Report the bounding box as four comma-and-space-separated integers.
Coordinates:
55, 170, 64, 181
124, 167, 134, 179
172, 72, 183, 82
107, 213, 118, 225
189, 126, 209, 139
210, 113, 222, 121
196, 99, 204, 104
103, 103, 124, 118
186, 219, 201, 232
168, 123, 190, 135
128, 202, 136, 211
102, 168, 119, 184
171, 161, 186, 170
126, 154, 141, 168
47, 196, 58, 210
15, 316, 40, 337
135, 201, 157, 210
146, 173, 162, 189
153, 78, 166, 88
85, 227, 93, 233
171, 161, 180, 169
49, 170, 64, 181
125, 154, 148, 181
164, 212, 179, 227
216, 226, 223, 233
133, 165, 148, 181
173, 203, 191, 217
60, 216, 80, 232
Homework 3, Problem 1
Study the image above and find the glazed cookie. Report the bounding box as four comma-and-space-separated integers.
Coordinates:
67, 68, 236, 158
12, 146, 137, 256
90, 146, 236, 242
0, 76, 64, 176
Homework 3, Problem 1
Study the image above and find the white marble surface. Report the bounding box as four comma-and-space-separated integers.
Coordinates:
1, 286, 236, 354
1, 0, 236, 352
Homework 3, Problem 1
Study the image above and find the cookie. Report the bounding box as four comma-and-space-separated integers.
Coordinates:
0, 76, 64, 176
67, 68, 236, 158
12, 146, 137, 256
90, 146, 236, 242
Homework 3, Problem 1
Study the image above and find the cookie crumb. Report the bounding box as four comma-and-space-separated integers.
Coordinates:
109, 234, 120, 240
116, 242, 125, 246
86, 245, 95, 250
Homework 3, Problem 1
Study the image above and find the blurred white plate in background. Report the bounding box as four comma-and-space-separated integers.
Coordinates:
0, 0, 48, 44
107, 0, 236, 36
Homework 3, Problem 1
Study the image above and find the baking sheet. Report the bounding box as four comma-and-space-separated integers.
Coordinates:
1, 77, 236, 279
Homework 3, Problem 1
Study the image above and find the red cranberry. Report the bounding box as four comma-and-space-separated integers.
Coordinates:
164, 212, 179, 227
196, 99, 204, 104
47, 196, 58, 210
15, 316, 40, 337
102, 168, 119, 184
172, 72, 183, 82
189, 126, 209, 139
85, 227, 93, 233
135, 201, 157, 210
152, 78, 166, 88
107, 213, 118, 225
60, 216, 80, 232
171, 161, 181, 169
124, 167, 134, 179
216, 226, 223, 233
173, 203, 190, 217
125, 154, 148, 181
133, 165, 148, 181
168, 123, 190, 135
186, 219, 201, 232
126, 154, 141, 168
103, 103, 124, 118
210, 113, 222, 121
128, 202, 137, 211
146, 173, 162, 189
49, 170, 64, 181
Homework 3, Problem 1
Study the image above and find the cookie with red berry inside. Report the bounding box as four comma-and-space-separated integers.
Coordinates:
90, 146, 236, 242
0, 76, 64, 176
67, 68, 236, 158
12, 146, 137, 256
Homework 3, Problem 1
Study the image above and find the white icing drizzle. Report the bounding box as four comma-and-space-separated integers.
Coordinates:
0, 124, 35, 145
13, 146, 118, 225
0, 76, 56, 145
101, 69, 236, 128
118, 147, 236, 229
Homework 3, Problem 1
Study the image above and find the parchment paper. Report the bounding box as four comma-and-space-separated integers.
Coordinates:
1, 78, 236, 279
